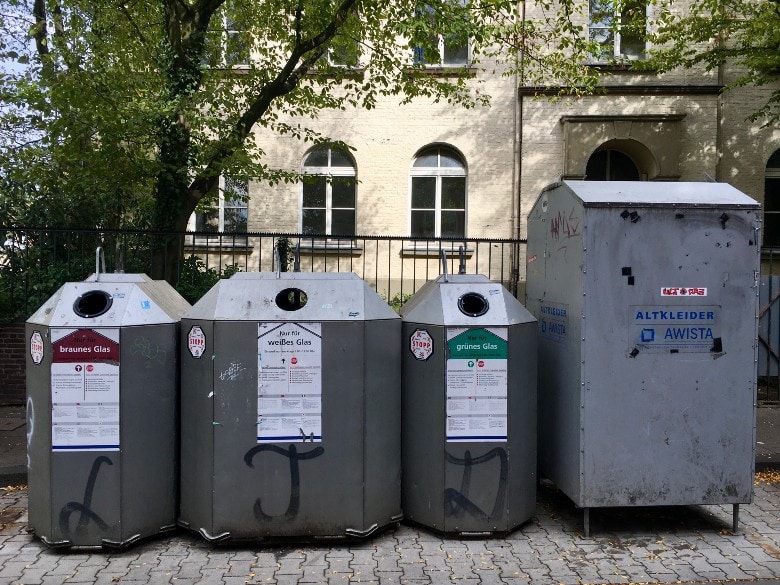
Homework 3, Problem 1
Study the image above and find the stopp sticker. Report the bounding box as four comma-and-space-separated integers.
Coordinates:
30, 331, 44, 365
188, 325, 206, 358
410, 329, 433, 361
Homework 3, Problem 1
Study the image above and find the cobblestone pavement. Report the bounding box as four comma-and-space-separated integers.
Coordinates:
0, 479, 777, 585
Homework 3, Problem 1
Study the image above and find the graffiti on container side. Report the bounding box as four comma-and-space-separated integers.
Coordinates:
59, 456, 112, 536
219, 362, 247, 382
244, 444, 325, 520
131, 336, 167, 365
550, 208, 580, 241
443, 448, 508, 520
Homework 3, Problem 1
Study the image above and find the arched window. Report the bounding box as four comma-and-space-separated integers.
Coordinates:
585, 149, 641, 181
301, 146, 356, 236
764, 149, 780, 247
410, 146, 467, 238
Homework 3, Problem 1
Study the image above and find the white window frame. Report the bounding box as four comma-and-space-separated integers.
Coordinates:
300, 147, 357, 238
188, 176, 249, 237
588, 0, 651, 62
413, 34, 471, 67
409, 147, 467, 239
222, 3, 249, 67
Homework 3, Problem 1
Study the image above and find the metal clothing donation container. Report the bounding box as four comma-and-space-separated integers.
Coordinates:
26, 272, 190, 549
179, 272, 401, 542
400, 273, 537, 535
525, 180, 760, 535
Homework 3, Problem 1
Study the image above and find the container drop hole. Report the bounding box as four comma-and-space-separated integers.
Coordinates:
73, 290, 113, 318
458, 292, 489, 317
276, 288, 308, 311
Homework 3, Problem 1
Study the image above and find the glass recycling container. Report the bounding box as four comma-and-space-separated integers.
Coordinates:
400, 273, 537, 535
26, 273, 190, 549
178, 272, 401, 542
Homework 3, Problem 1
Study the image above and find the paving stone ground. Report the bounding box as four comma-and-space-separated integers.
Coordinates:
0, 478, 777, 585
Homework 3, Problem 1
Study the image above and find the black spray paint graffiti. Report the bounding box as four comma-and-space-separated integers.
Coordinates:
443, 448, 508, 521
244, 444, 325, 520
59, 456, 112, 536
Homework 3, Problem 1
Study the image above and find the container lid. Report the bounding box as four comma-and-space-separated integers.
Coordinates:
400, 274, 536, 326
27, 273, 191, 327
184, 272, 399, 321
548, 180, 760, 208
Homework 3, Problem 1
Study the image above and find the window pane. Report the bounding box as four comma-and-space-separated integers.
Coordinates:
224, 208, 248, 233
441, 210, 465, 238
329, 38, 360, 68
303, 180, 326, 207
330, 149, 353, 168
766, 178, 780, 212
304, 149, 328, 167
413, 151, 439, 167
302, 209, 326, 235
439, 151, 465, 168
586, 149, 639, 181
225, 31, 248, 66
442, 177, 466, 208
443, 38, 468, 65
608, 151, 640, 180
332, 209, 356, 236
764, 212, 780, 247
412, 177, 436, 208
196, 209, 220, 232
619, 0, 647, 58
332, 177, 356, 208
411, 211, 435, 238
224, 177, 248, 204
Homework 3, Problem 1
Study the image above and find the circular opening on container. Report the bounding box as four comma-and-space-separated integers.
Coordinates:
73, 290, 113, 318
458, 292, 489, 317
276, 288, 308, 311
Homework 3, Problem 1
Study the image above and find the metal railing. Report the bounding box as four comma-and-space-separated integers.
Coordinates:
0, 227, 523, 319
2, 226, 779, 403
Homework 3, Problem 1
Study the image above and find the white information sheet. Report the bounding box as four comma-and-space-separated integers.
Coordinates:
257, 322, 322, 442
51, 328, 120, 451
446, 327, 508, 442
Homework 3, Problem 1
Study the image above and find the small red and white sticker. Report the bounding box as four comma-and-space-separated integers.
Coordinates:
30, 331, 44, 365
410, 329, 434, 361
188, 325, 206, 358
661, 287, 707, 297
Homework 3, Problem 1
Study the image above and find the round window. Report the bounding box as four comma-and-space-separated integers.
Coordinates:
275, 288, 308, 311
458, 292, 489, 317
73, 290, 113, 318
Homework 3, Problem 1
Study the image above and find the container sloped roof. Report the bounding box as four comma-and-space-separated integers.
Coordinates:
185, 271, 399, 321
556, 180, 760, 208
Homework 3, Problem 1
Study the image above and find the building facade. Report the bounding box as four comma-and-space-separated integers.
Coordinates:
192, 4, 780, 292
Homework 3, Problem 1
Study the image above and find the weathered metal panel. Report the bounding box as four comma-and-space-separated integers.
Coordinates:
178, 272, 401, 542
25, 274, 188, 549
119, 325, 178, 539
362, 319, 403, 532
179, 320, 216, 537
25, 323, 53, 541
525, 182, 586, 505
526, 180, 759, 511
400, 275, 537, 535
401, 323, 447, 531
